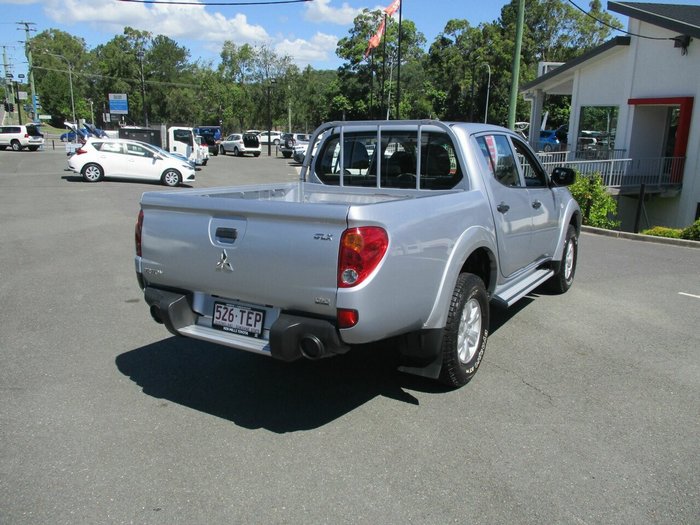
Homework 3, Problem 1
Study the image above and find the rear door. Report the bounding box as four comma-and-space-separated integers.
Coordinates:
475, 133, 535, 277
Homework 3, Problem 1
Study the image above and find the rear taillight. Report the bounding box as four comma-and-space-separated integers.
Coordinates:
135, 210, 144, 257
24, 133, 29, 138
338, 227, 388, 288
76, 148, 88, 155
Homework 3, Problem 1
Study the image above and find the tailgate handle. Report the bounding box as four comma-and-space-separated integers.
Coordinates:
215, 227, 238, 243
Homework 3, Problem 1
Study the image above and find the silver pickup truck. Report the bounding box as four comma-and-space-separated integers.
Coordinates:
135, 120, 581, 388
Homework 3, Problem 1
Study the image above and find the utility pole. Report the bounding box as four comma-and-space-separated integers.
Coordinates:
507, 0, 525, 130
18, 22, 37, 123
2, 46, 11, 122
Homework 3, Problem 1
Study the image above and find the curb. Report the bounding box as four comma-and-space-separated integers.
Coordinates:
581, 225, 700, 249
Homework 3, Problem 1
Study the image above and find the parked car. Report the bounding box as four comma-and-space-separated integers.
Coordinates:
280, 133, 309, 158
66, 138, 195, 187
258, 131, 282, 146
0, 124, 44, 151
194, 126, 222, 156
135, 119, 580, 388
538, 130, 561, 152
60, 129, 86, 142
219, 133, 261, 157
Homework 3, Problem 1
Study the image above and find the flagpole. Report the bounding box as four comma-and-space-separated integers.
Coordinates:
381, 12, 387, 119
395, 0, 402, 120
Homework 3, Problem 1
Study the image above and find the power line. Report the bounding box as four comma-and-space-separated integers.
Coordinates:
565, 0, 670, 41
32, 65, 200, 88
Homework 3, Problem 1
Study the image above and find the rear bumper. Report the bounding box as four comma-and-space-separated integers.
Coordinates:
142, 286, 349, 361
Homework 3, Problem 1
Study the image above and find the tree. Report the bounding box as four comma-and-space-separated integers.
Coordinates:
336, 9, 425, 119
30, 29, 88, 125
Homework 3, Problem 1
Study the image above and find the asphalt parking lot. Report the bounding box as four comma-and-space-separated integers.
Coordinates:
1, 148, 699, 524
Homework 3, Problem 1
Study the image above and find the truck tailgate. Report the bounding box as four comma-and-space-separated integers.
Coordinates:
138, 186, 351, 318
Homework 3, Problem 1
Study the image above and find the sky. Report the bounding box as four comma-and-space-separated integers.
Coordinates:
0, 0, 697, 79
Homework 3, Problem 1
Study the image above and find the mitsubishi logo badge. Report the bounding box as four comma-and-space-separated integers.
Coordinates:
215, 249, 234, 272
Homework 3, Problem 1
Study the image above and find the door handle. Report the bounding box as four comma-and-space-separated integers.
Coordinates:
497, 202, 510, 213
532, 200, 542, 209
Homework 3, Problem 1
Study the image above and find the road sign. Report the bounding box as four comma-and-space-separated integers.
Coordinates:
109, 93, 128, 115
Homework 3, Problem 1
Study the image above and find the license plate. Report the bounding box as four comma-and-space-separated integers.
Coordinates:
212, 302, 265, 338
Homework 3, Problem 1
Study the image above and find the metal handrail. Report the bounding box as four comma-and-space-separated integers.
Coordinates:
539, 156, 686, 188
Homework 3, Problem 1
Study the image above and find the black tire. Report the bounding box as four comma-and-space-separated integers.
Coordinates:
202, 159, 208, 166
282, 152, 292, 158
254, 152, 260, 158
28, 146, 39, 151
161, 169, 181, 187
219, 145, 226, 155
212, 149, 218, 157
546, 225, 578, 293
233, 147, 240, 157
11, 140, 22, 151
82, 163, 103, 182
438, 273, 489, 388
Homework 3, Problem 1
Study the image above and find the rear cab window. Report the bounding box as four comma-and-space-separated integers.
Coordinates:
314, 130, 463, 190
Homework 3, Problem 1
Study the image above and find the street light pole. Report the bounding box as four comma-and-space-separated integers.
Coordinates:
136, 49, 148, 127
266, 79, 276, 156
482, 63, 491, 124
46, 52, 76, 135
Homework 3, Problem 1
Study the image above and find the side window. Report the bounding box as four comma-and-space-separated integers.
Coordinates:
173, 130, 192, 146
101, 142, 123, 154
126, 144, 152, 157
476, 135, 522, 187
512, 139, 548, 188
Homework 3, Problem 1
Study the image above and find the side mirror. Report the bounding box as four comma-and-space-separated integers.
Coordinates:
550, 167, 576, 186
153, 154, 163, 161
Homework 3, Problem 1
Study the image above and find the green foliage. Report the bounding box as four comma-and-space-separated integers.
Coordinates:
26, 0, 622, 133
568, 174, 620, 229
680, 219, 700, 241
641, 226, 682, 239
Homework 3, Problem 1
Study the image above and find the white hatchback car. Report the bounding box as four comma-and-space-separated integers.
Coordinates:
67, 138, 196, 186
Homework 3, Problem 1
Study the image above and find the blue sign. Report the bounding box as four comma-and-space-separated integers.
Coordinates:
109, 93, 128, 115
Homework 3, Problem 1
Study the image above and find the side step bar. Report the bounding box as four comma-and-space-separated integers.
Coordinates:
491, 269, 554, 308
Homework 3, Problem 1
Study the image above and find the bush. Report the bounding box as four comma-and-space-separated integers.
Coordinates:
680, 219, 700, 241
568, 173, 620, 229
641, 226, 682, 239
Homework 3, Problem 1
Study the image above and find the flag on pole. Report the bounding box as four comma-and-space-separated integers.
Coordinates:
364, 0, 401, 60
384, 0, 400, 17
364, 18, 386, 58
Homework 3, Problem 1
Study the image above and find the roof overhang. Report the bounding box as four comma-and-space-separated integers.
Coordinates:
609, 1, 700, 39
521, 36, 631, 96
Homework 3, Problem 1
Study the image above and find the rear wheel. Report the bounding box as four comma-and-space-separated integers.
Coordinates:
438, 273, 489, 388
82, 163, 103, 182
233, 147, 240, 157
161, 169, 181, 187
11, 140, 22, 151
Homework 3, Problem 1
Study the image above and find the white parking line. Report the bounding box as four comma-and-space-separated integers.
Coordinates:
678, 292, 700, 299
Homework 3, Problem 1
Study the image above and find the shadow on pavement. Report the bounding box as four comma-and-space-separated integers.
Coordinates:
116, 298, 533, 432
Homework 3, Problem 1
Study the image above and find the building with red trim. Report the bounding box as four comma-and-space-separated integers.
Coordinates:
521, 2, 700, 231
